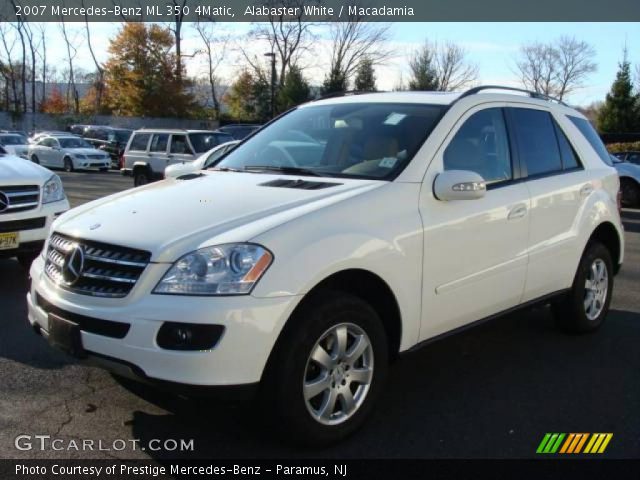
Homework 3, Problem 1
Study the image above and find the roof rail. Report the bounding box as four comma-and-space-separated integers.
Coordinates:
454, 85, 568, 106
314, 90, 383, 101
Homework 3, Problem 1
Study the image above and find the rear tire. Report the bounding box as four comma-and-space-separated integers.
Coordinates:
552, 242, 613, 333
63, 157, 74, 172
620, 178, 640, 208
260, 291, 388, 446
133, 169, 151, 187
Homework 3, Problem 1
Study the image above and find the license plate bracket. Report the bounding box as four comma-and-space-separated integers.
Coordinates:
48, 313, 86, 358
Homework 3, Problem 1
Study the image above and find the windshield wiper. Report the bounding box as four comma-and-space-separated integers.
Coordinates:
210, 166, 242, 172
243, 165, 322, 177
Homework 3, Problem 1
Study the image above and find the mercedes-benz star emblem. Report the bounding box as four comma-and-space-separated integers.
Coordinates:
0, 191, 8, 213
62, 245, 85, 286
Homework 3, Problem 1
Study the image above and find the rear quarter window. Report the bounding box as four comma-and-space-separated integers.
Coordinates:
567, 116, 613, 166
128, 133, 151, 151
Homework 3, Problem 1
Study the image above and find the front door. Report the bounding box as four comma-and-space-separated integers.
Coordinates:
419, 105, 530, 340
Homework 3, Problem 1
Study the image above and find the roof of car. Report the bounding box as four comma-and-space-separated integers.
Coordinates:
134, 129, 219, 134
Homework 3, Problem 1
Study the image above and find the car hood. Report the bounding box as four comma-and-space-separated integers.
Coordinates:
0, 154, 52, 185
67, 148, 106, 156
3, 144, 29, 154
54, 171, 383, 262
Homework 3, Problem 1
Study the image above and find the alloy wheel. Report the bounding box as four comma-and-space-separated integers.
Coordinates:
584, 258, 608, 320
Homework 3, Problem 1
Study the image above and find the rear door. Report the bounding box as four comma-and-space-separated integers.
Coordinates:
506, 106, 588, 301
147, 133, 170, 175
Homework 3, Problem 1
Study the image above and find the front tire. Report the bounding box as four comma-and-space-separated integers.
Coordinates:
63, 157, 74, 172
31, 155, 39, 165
552, 242, 613, 333
261, 291, 388, 446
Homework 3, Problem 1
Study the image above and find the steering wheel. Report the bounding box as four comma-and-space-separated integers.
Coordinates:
258, 145, 297, 167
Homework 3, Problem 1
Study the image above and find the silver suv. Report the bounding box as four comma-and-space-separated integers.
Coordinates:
122, 129, 234, 186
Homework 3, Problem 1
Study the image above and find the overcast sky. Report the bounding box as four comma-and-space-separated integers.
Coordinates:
24, 22, 640, 106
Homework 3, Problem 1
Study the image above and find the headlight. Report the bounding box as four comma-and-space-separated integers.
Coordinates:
74, 153, 86, 159
153, 243, 273, 296
42, 175, 66, 204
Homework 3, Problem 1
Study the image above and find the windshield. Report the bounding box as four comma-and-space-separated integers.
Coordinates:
215, 103, 446, 179
0, 134, 26, 145
59, 137, 92, 149
109, 129, 132, 143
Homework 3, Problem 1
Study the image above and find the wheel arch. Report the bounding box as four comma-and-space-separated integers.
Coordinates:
587, 221, 623, 274
267, 268, 403, 374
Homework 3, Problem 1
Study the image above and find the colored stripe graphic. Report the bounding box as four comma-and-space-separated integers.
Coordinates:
538, 433, 613, 454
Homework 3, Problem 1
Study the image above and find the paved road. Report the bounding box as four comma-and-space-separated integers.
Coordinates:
1, 170, 639, 459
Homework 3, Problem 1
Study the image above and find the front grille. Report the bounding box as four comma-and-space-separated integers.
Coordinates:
0, 185, 39, 214
0, 217, 46, 233
45, 232, 151, 298
87, 154, 106, 160
36, 293, 130, 338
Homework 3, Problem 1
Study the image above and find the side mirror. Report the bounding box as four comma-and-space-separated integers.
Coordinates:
433, 170, 487, 201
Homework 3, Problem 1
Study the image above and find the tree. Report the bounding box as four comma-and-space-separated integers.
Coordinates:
514, 36, 596, 100
104, 23, 196, 117
321, 67, 348, 95
597, 51, 640, 133
59, 19, 80, 114
194, 20, 228, 119
325, 14, 392, 87
278, 65, 310, 110
41, 87, 69, 114
408, 40, 478, 91
82, 0, 105, 113
225, 70, 271, 122
408, 43, 438, 91
354, 57, 376, 91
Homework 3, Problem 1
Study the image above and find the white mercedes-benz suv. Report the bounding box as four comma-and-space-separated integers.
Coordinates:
0, 149, 69, 268
27, 87, 624, 445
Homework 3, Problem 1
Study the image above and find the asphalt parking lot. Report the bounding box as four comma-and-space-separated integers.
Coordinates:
1, 170, 639, 460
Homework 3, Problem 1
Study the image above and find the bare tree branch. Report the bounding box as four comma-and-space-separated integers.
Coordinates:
59, 18, 80, 114
408, 40, 478, 91
194, 19, 229, 119
514, 36, 597, 100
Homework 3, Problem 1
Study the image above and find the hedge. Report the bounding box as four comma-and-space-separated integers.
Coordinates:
606, 142, 640, 153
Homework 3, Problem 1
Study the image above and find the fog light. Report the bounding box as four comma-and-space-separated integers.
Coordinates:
156, 322, 224, 351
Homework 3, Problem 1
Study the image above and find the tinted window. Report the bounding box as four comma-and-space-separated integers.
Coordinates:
444, 108, 512, 184
188, 133, 223, 153
0, 134, 25, 145
553, 121, 580, 170
567, 115, 612, 166
59, 137, 92, 148
216, 103, 446, 179
150, 133, 169, 152
129, 133, 151, 151
170, 135, 191, 154
627, 153, 640, 164
510, 108, 562, 176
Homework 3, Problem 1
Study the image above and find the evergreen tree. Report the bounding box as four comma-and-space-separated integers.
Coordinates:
321, 67, 348, 96
597, 51, 640, 133
225, 70, 271, 122
277, 65, 311, 110
408, 43, 439, 91
354, 58, 377, 92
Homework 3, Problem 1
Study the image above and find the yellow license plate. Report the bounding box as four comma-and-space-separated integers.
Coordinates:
0, 232, 19, 250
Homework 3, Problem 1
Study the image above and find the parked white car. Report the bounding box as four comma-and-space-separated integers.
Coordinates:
164, 140, 239, 179
27, 87, 624, 445
0, 152, 69, 268
0, 133, 30, 158
28, 135, 111, 172
611, 154, 640, 207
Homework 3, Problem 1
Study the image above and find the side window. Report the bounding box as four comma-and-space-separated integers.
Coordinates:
38, 138, 50, 147
510, 108, 562, 177
444, 108, 512, 184
149, 133, 169, 152
170, 135, 190, 154
129, 133, 150, 151
552, 121, 580, 170
627, 153, 640, 165
567, 115, 613, 166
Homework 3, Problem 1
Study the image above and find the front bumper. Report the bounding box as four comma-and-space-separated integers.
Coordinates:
28, 254, 302, 387
0, 198, 69, 259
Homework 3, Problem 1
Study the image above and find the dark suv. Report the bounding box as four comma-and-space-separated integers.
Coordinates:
82, 126, 133, 169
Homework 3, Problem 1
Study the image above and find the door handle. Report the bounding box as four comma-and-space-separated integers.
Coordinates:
580, 184, 594, 197
508, 203, 528, 220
